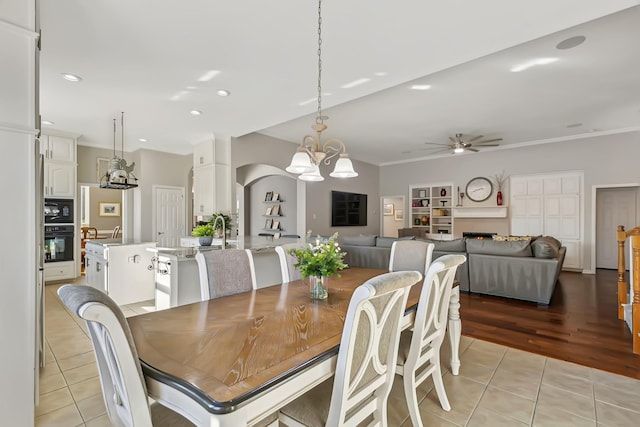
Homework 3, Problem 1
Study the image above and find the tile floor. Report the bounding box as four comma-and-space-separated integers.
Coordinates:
37, 277, 640, 427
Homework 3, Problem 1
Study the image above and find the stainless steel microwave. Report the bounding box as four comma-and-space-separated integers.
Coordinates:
44, 198, 74, 224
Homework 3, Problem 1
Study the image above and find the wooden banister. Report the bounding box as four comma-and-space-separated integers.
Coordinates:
617, 225, 640, 354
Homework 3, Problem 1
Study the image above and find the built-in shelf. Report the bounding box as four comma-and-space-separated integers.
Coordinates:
452, 207, 508, 218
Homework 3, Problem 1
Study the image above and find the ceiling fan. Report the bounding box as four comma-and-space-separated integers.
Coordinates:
423, 133, 502, 154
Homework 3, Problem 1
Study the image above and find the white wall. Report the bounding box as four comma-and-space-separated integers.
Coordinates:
380, 131, 640, 271
0, 0, 37, 424
382, 196, 404, 237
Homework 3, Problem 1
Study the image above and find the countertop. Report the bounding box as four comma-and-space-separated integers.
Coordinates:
84, 238, 158, 247
148, 236, 302, 260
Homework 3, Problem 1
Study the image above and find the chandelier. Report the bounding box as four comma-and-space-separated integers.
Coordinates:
100, 112, 138, 189
285, 0, 358, 182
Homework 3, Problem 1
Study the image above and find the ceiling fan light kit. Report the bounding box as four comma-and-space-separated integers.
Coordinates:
286, 0, 357, 182
424, 132, 503, 155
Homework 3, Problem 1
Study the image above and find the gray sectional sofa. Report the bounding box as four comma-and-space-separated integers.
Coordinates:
341, 231, 566, 305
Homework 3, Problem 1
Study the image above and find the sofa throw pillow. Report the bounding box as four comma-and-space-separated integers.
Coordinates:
375, 236, 396, 248
426, 238, 466, 252
343, 235, 376, 247
492, 235, 533, 242
531, 236, 561, 259
466, 238, 532, 257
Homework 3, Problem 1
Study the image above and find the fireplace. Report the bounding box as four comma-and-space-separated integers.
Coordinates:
462, 232, 497, 239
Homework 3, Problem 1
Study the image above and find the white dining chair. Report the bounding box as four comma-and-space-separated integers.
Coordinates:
195, 249, 257, 300
389, 239, 434, 274
278, 270, 423, 426
57, 284, 195, 427
396, 254, 467, 427
274, 242, 308, 283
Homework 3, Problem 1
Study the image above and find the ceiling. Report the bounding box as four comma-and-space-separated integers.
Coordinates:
39, 1, 640, 166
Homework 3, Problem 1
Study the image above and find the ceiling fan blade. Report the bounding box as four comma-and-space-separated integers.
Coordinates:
474, 143, 500, 147
466, 148, 479, 152
468, 135, 485, 143
449, 136, 456, 143
475, 138, 503, 144
423, 142, 449, 146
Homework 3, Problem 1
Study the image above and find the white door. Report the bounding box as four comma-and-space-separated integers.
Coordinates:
596, 188, 638, 269
155, 186, 185, 247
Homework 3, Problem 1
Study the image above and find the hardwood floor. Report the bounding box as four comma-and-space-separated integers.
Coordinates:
460, 269, 640, 379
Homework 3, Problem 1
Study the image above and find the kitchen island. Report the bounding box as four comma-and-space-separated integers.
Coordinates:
148, 235, 302, 310
84, 239, 157, 306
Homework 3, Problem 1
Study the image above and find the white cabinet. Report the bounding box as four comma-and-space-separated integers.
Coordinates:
409, 183, 454, 239
44, 161, 76, 197
41, 134, 77, 197
41, 135, 76, 162
510, 172, 583, 270
193, 164, 214, 215
192, 139, 231, 215
193, 140, 215, 167
154, 254, 201, 310
44, 261, 75, 282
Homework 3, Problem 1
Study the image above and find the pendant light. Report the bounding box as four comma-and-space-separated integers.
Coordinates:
100, 112, 138, 189
286, 0, 358, 181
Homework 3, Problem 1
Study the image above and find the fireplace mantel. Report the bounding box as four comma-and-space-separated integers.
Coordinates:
452, 207, 508, 218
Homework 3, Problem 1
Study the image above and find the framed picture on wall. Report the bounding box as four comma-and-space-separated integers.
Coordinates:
99, 202, 120, 217
383, 203, 394, 216
394, 209, 404, 221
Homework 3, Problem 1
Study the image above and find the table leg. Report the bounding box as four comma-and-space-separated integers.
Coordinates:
448, 285, 461, 375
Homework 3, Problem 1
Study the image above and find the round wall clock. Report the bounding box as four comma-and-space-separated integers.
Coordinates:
465, 177, 493, 202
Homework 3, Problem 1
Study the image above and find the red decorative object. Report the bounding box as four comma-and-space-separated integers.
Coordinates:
497, 190, 503, 206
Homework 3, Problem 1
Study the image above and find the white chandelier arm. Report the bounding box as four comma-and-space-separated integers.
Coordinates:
321, 138, 346, 165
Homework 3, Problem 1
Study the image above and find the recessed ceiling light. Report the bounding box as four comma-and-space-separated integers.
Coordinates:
566, 123, 582, 128
138, 138, 148, 142
41, 120, 54, 126
190, 110, 202, 116
197, 70, 221, 82
556, 35, 586, 50
374, 72, 387, 77
411, 84, 432, 91
510, 57, 559, 72
217, 89, 230, 97
340, 78, 371, 89
61, 73, 82, 82
186, 86, 197, 90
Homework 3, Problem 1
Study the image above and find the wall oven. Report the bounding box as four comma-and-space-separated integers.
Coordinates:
44, 225, 74, 263
44, 198, 74, 224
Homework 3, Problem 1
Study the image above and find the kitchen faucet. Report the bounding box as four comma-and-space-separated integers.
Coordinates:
212, 215, 226, 249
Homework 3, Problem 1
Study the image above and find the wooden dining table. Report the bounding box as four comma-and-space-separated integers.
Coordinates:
127, 267, 462, 426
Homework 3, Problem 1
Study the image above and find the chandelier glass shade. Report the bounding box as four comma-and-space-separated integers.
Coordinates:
286, 0, 357, 182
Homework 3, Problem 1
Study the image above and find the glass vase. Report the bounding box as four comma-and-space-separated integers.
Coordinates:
308, 275, 328, 300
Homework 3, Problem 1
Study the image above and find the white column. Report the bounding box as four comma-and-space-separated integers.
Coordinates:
0, 0, 38, 424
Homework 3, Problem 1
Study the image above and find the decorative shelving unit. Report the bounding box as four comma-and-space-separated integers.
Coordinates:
262, 191, 285, 232
409, 182, 454, 239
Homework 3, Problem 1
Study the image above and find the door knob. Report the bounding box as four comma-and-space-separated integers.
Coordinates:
158, 231, 164, 235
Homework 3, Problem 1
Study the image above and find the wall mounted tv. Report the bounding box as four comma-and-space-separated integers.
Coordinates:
331, 191, 367, 227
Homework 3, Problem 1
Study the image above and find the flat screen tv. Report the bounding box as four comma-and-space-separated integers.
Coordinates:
331, 191, 367, 226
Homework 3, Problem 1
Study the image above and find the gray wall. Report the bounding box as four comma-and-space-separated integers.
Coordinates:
249, 175, 297, 236
380, 131, 640, 271
89, 187, 122, 231
77, 146, 192, 241
232, 133, 380, 238
136, 149, 192, 241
